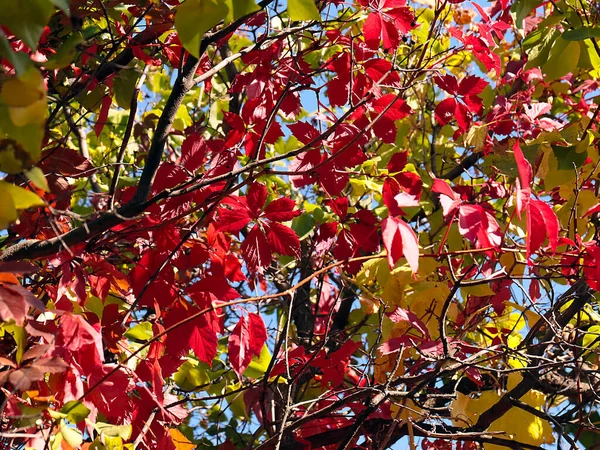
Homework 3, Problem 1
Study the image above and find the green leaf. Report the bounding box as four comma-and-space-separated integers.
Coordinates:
44, 32, 83, 69
124, 322, 153, 342
583, 325, 600, 349
174, 360, 210, 390
551, 144, 588, 170
0, 0, 55, 50
288, 0, 320, 21
113, 68, 141, 110
243, 345, 272, 379
61, 401, 90, 424
510, 0, 540, 33
291, 213, 316, 241
543, 37, 581, 81
224, 0, 260, 23
4, 323, 26, 364
175, 0, 229, 58
562, 27, 600, 41
0, 193, 18, 230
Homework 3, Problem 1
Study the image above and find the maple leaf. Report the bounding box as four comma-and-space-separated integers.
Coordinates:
513, 142, 559, 260
381, 216, 419, 273
0, 282, 44, 326
432, 179, 502, 250
311, 340, 361, 388
434, 75, 487, 131
217, 183, 301, 273
163, 300, 219, 364
361, 0, 416, 50
228, 312, 267, 377
450, 374, 554, 449
57, 313, 104, 366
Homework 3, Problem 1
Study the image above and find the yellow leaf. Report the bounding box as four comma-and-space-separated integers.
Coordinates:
1, 68, 47, 127
169, 429, 195, 450
0, 138, 35, 174
59, 421, 83, 448
461, 283, 495, 297
0, 181, 44, 210
390, 398, 423, 421
0, 191, 18, 229
288, 0, 320, 21
450, 379, 555, 450
465, 124, 488, 151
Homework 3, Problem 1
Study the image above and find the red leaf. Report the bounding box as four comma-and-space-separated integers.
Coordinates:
0, 283, 44, 326
288, 122, 320, 144
216, 199, 253, 233
187, 275, 240, 309
94, 92, 112, 137
164, 301, 218, 364
246, 183, 267, 216
434, 74, 459, 94
387, 307, 430, 339
458, 204, 501, 249
58, 313, 104, 363
263, 198, 301, 222
381, 217, 419, 272
247, 313, 267, 356
363, 13, 383, 49
228, 313, 267, 377
435, 98, 457, 126
431, 179, 461, 218
514, 141, 533, 190
242, 225, 272, 273
180, 133, 207, 172
39, 147, 93, 177
527, 199, 559, 259
266, 222, 300, 258
458, 75, 487, 96
0, 261, 39, 274
457, 206, 485, 243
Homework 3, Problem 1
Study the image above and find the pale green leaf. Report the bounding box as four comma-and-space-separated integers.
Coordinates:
288, 0, 320, 21
543, 37, 580, 81
61, 401, 90, 424
175, 0, 229, 58
124, 322, 153, 342
583, 325, 600, 349
60, 421, 83, 448
25, 167, 49, 192
95, 423, 132, 440
174, 360, 210, 390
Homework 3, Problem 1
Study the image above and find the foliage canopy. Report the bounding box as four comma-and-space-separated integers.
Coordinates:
1, 0, 600, 449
